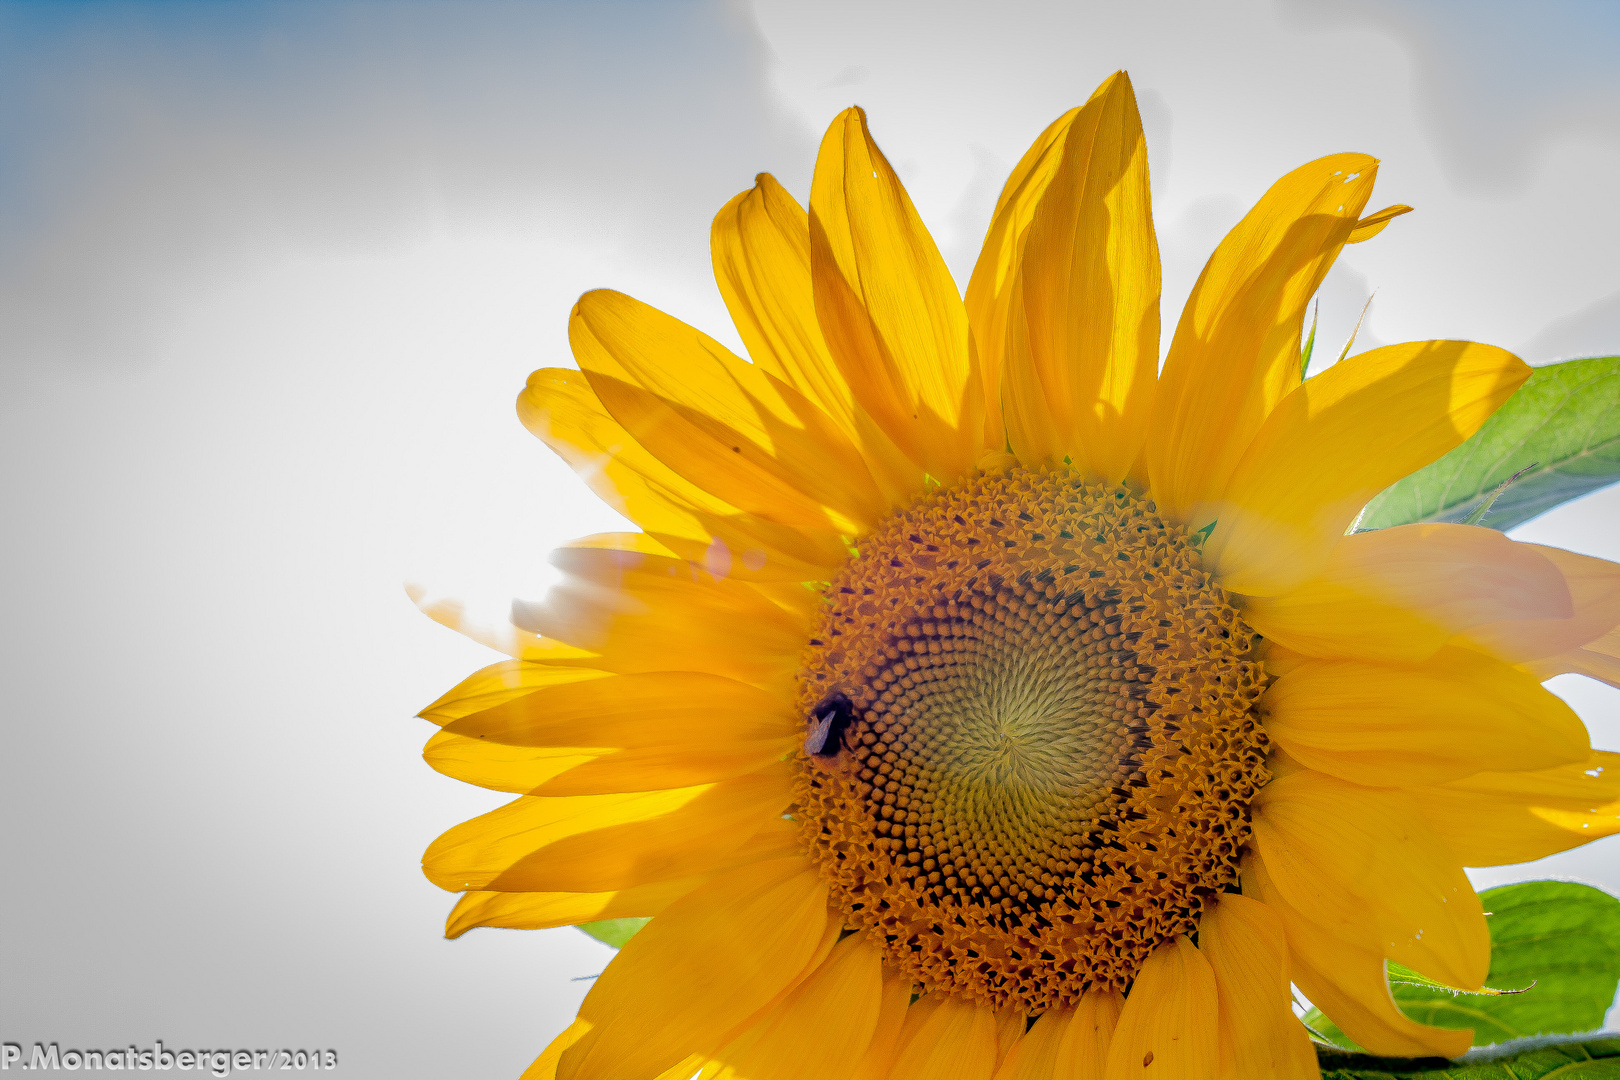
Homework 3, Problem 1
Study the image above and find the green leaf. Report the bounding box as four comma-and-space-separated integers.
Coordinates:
1334, 294, 1375, 370
1358, 355, 1620, 531
1386, 962, 1522, 997
1302, 300, 1320, 379
576, 917, 649, 949
1394, 882, 1620, 1045
1305, 882, 1620, 1053
1303, 1004, 1358, 1049
1319, 1035, 1620, 1079
1459, 463, 1539, 526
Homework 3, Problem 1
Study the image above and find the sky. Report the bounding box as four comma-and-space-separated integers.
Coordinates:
1, 1, 1617, 1076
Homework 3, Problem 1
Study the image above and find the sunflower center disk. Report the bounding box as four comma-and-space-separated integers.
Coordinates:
794, 468, 1270, 1012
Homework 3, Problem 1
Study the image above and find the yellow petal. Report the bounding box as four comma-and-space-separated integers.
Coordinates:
1243, 855, 1472, 1059
519, 365, 715, 542
1410, 750, 1620, 865
706, 933, 885, 1080
890, 995, 1000, 1080
1536, 644, 1620, 686
712, 173, 853, 429
1526, 630, 1620, 687
1003, 71, 1160, 484
558, 857, 829, 1080
520, 365, 706, 529
965, 104, 1083, 455
424, 734, 598, 796
1251, 769, 1489, 989
710, 179, 922, 509
994, 1007, 1067, 1080
998, 286, 1058, 462
424, 729, 792, 796
522, 1019, 591, 1080
810, 107, 982, 484
408, 582, 602, 667
710, 178, 921, 506
425, 669, 796, 795
515, 545, 809, 692
418, 660, 610, 727
515, 740, 791, 798
443, 669, 794, 746
443, 817, 800, 938
1206, 339, 1530, 596
446, 880, 691, 939
1579, 625, 1619, 663
422, 762, 793, 893
1148, 154, 1379, 521
1058, 991, 1123, 1080
1523, 614, 1620, 685
991, 990, 1121, 1080
663, 1057, 713, 1080
518, 367, 847, 581
571, 290, 887, 533
888, 993, 947, 1066
1197, 895, 1319, 1080
1104, 936, 1218, 1080
1242, 524, 1571, 663
992, 997, 1120, 1080
1259, 646, 1589, 787
576, 531, 822, 599
1346, 204, 1413, 244
995, 1003, 1029, 1072
849, 968, 917, 1080
700, 916, 846, 1072
1463, 545, 1620, 663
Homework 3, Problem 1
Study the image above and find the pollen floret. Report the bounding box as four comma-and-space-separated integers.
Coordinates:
794, 467, 1270, 1012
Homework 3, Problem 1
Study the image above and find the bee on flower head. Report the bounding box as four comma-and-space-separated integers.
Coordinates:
804, 691, 856, 773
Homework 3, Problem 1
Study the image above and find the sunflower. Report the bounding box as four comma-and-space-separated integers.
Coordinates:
413, 71, 1620, 1080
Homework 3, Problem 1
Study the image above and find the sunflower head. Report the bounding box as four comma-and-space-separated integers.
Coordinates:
796, 467, 1269, 1012
415, 68, 1620, 1080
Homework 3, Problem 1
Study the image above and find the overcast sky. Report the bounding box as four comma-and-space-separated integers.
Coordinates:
2, 1, 1617, 1076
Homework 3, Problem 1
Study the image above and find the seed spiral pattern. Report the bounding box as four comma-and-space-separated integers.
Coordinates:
793, 467, 1270, 1012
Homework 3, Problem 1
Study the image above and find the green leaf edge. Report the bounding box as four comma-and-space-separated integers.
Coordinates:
1358, 354, 1620, 532
1386, 961, 1523, 997
1319, 1033, 1620, 1079
1301, 300, 1320, 380
576, 917, 649, 949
